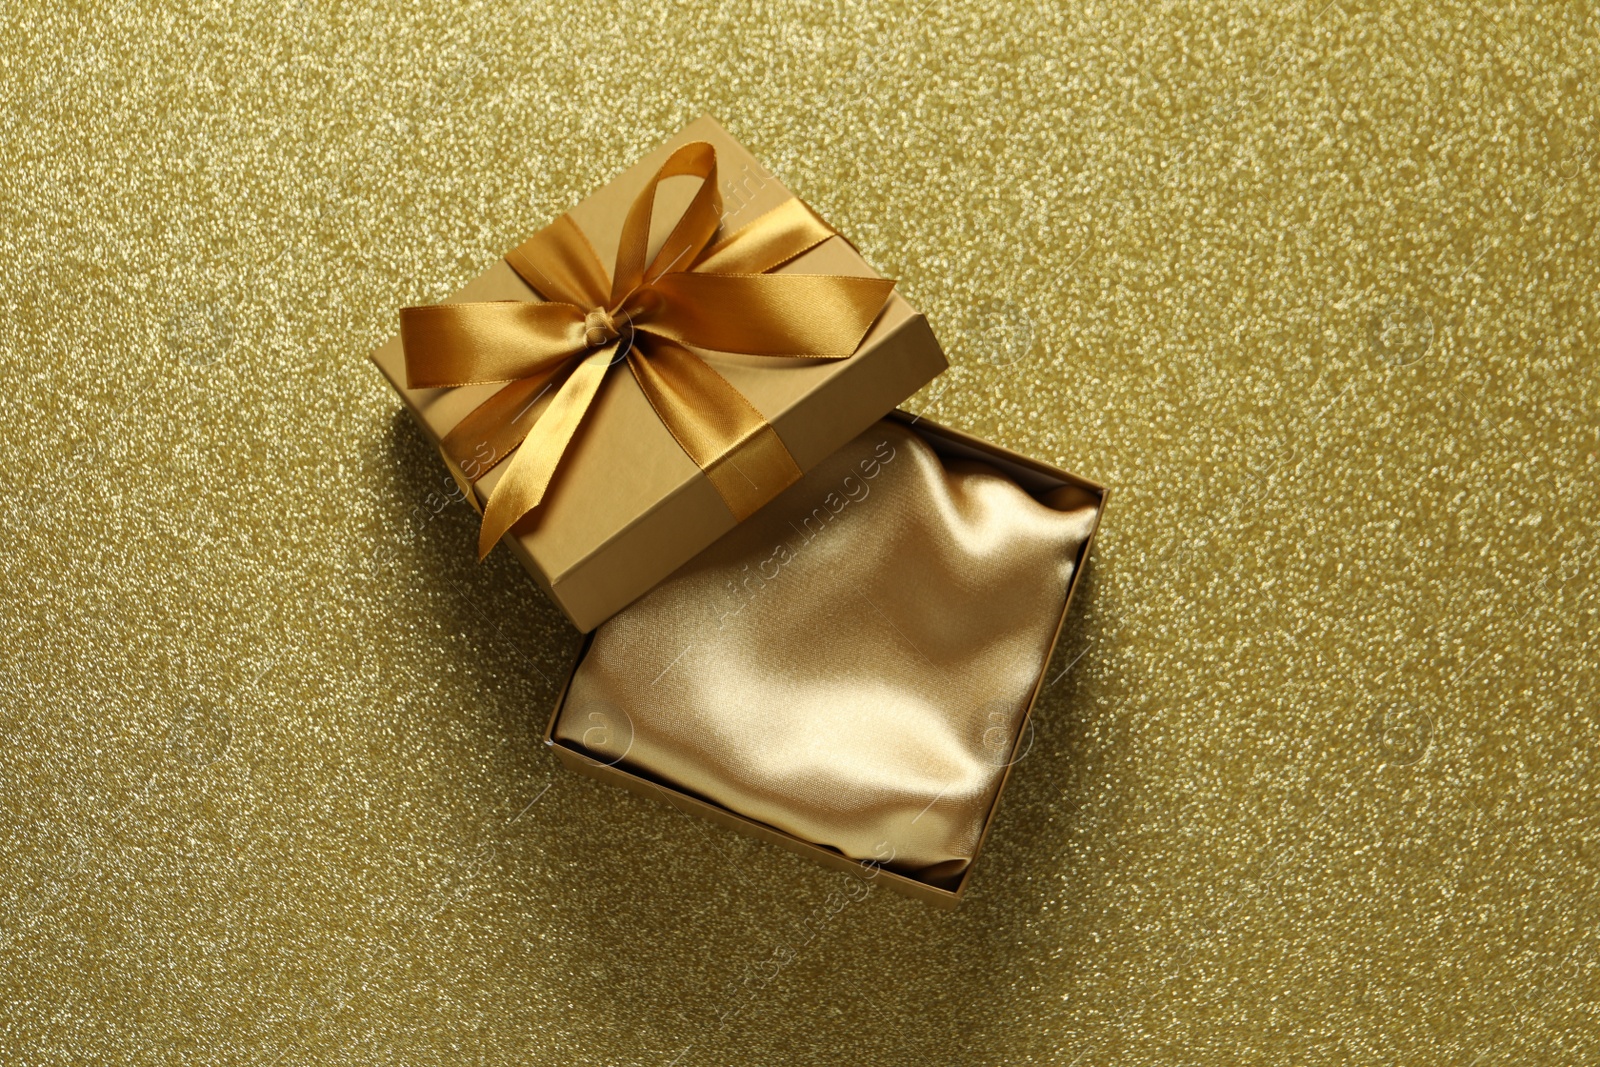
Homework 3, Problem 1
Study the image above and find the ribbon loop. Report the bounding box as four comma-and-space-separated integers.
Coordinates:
401, 301, 588, 389
610, 141, 723, 306
400, 142, 895, 559
641, 274, 895, 357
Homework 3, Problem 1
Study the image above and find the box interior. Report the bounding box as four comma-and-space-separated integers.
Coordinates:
543, 414, 1107, 907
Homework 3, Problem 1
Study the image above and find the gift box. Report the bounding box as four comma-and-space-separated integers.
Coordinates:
543, 411, 1107, 908
370, 117, 947, 631
372, 119, 1107, 906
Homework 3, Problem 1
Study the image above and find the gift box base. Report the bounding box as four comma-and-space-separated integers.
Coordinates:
542, 411, 1108, 908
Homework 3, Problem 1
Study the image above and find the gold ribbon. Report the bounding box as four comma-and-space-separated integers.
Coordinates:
400, 142, 895, 558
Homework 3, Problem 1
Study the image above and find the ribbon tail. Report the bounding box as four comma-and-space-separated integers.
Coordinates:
440, 361, 572, 492
476, 346, 615, 558
628, 339, 801, 521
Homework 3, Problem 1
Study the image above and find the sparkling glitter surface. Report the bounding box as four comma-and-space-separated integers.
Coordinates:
1, 1, 1597, 1064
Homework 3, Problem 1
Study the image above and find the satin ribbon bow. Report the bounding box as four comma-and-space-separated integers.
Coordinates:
400, 141, 895, 558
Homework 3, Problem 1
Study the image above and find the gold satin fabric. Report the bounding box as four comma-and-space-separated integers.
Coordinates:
556, 423, 1099, 883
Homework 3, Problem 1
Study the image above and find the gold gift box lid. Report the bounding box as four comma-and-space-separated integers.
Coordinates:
370, 116, 948, 631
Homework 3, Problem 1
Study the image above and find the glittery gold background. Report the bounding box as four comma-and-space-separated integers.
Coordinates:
3, 0, 1596, 1063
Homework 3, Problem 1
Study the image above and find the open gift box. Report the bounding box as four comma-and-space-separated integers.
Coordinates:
371, 118, 1107, 906
543, 411, 1106, 908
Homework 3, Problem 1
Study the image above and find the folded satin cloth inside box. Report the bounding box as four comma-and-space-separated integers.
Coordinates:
545, 414, 1106, 907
